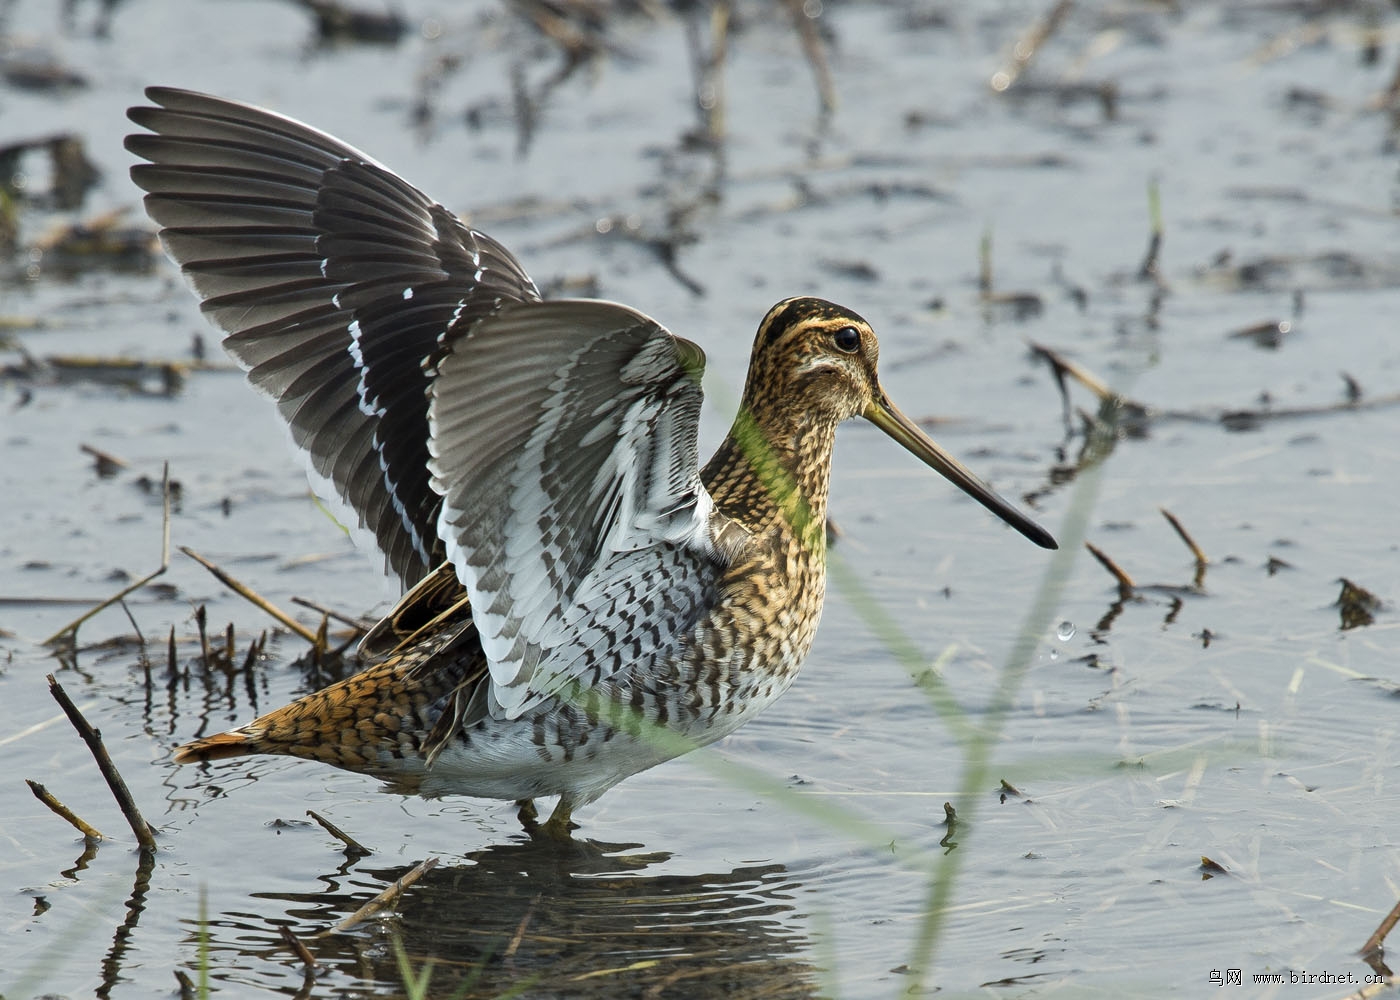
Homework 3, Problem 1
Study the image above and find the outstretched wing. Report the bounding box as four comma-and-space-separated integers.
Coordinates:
125, 86, 539, 586
429, 299, 728, 720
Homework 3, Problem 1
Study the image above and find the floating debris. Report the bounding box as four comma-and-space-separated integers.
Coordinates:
80, 444, 129, 479
297, 0, 408, 45
1265, 555, 1293, 576
0, 44, 89, 92
1336, 578, 1384, 631
28, 207, 159, 277
0, 133, 101, 210
1199, 856, 1230, 879
1227, 319, 1292, 350
3, 354, 189, 396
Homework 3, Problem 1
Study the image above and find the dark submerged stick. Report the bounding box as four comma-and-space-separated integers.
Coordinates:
47, 674, 158, 851
1359, 897, 1400, 960
306, 809, 371, 856
1137, 179, 1164, 282
194, 605, 210, 671
279, 925, 319, 971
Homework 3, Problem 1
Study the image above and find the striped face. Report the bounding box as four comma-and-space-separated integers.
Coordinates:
749, 296, 883, 423
748, 296, 1059, 551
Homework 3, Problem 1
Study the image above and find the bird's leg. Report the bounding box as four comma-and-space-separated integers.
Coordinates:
515, 798, 540, 834
539, 796, 578, 841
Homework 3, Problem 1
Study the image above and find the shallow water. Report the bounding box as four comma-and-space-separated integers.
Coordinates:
3, 1, 1399, 997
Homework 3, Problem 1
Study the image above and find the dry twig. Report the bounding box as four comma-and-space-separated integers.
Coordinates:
181, 546, 319, 644
47, 674, 158, 851
307, 809, 371, 856
279, 925, 319, 971
27, 778, 106, 841
1085, 542, 1136, 597
1360, 897, 1400, 961
1164, 509, 1209, 588
325, 857, 439, 934
291, 596, 374, 634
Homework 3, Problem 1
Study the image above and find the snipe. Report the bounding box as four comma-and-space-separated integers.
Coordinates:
126, 87, 1056, 840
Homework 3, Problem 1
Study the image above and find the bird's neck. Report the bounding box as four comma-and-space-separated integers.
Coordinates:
702, 402, 840, 556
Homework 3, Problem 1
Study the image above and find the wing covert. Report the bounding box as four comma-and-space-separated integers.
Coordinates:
428, 299, 727, 720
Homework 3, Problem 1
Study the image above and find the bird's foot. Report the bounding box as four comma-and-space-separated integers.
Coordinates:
515, 798, 540, 834
541, 801, 579, 842
516, 797, 577, 841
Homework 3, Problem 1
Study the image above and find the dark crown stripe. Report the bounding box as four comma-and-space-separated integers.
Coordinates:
757, 297, 867, 347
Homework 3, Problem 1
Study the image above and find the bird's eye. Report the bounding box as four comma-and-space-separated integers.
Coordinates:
832, 326, 861, 354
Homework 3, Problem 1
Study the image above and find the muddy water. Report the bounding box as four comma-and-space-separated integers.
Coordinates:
3, 1, 1399, 997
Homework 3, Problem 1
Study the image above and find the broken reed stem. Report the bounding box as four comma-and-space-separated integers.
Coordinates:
324, 857, 439, 935
1137, 178, 1163, 281
503, 894, 540, 960
306, 809, 371, 856
42, 463, 172, 646
1028, 341, 1116, 406
47, 674, 158, 851
195, 605, 210, 671
279, 925, 318, 971
978, 227, 994, 295
240, 631, 266, 674
1084, 541, 1136, 596
80, 442, 129, 475
1160, 508, 1208, 567
180, 546, 319, 644
173, 970, 196, 1000
1360, 897, 1400, 959
27, 778, 106, 841
291, 596, 374, 635
119, 599, 146, 646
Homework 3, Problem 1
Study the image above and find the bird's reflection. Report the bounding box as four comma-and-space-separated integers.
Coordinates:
233, 837, 818, 999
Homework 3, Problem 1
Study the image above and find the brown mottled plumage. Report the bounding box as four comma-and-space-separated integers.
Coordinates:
131, 88, 1056, 840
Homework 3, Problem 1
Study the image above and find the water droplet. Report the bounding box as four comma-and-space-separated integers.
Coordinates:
1056, 621, 1076, 642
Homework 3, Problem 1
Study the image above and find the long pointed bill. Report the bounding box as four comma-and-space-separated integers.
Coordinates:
864, 391, 1058, 550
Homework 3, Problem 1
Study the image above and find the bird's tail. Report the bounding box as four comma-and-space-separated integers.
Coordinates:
173, 728, 265, 763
